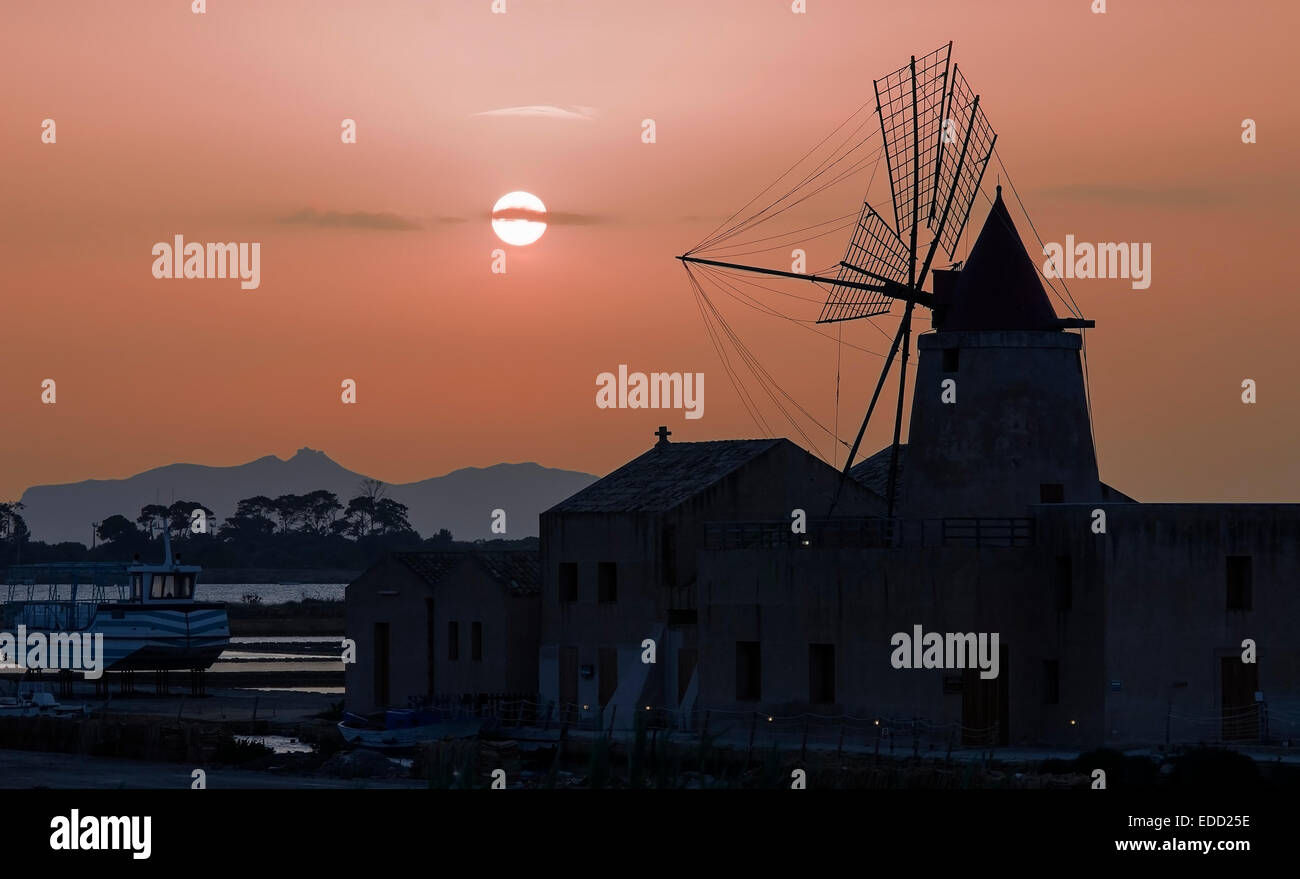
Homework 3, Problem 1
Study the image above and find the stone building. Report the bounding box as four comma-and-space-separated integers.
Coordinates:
536, 431, 880, 725
690, 190, 1300, 748
344, 550, 539, 713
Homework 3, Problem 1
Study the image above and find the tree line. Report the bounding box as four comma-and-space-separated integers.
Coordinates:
0, 480, 505, 570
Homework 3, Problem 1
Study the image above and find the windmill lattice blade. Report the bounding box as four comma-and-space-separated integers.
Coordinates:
932, 65, 997, 259
817, 202, 908, 323
874, 44, 951, 239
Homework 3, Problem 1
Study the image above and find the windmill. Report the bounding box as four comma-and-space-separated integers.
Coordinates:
680, 43, 1013, 516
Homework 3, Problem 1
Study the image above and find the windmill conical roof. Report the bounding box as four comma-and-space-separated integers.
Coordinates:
942, 186, 1058, 331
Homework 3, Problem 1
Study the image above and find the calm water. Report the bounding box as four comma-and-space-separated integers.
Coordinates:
1, 582, 344, 605
198, 583, 344, 605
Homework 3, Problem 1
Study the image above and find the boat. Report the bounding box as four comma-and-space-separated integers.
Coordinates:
338, 707, 484, 751
0, 531, 229, 675
0, 683, 90, 718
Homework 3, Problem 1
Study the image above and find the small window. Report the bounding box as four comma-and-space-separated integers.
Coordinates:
1044, 660, 1060, 704
150, 574, 177, 599
558, 563, 578, 603
809, 643, 835, 704
448, 621, 459, 661
471, 622, 482, 661
736, 641, 762, 702
1226, 556, 1252, 611
131, 575, 142, 601
1040, 483, 1065, 504
176, 574, 194, 599
1054, 555, 1072, 613
942, 348, 959, 372
597, 562, 617, 603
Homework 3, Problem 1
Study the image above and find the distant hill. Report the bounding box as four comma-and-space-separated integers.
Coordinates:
18, 448, 597, 545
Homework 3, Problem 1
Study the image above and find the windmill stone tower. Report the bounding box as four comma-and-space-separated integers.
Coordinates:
899, 187, 1099, 518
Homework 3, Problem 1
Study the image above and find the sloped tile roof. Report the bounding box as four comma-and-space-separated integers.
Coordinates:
396, 550, 540, 595
546, 439, 783, 513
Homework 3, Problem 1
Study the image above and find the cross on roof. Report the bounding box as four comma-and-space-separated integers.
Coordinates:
655, 425, 671, 446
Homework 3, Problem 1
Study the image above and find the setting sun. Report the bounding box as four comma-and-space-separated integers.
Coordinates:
491, 191, 547, 246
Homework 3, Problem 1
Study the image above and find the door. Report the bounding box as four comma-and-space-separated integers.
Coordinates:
1220, 657, 1259, 741
373, 622, 390, 709
559, 646, 578, 722
962, 643, 1009, 746
424, 599, 435, 700
598, 647, 618, 707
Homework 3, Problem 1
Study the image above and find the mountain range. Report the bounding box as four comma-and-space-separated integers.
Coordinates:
17, 448, 598, 545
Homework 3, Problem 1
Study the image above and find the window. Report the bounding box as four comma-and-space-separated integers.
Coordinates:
1040, 483, 1065, 504
942, 347, 959, 372
809, 644, 835, 704
558, 563, 578, 603
1226, 556, 1252, 611
150, 574, 176, 599
1054, 555, 1072, 613
598, 562, 617, 603
176, 574, 194, 599
661, 524, 677, 588
471, 622, 482, 661
736, 641, 762, 702
1044, 660, 1060, 704
448, 621, 459, 661
131, 574, 142, 601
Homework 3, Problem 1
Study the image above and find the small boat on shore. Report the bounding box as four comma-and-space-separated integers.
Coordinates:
338, 707, 483, 751
0, 684, 89, 719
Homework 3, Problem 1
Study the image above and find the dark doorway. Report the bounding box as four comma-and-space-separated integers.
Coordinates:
736, 641, 761, 702
677, 648, 698, 703
559, 646, 579, 722
1220, 656, 1259, 741
425, 599, 435, 698
373, 622, 390, 709
962, 642, 1009, 746
598, 647, 618, 707
809, 643, 835, 704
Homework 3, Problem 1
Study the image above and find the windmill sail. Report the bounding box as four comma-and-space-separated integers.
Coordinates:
931, 65, 996, 259
817, 201, 909, 323
874, 43, 952, 242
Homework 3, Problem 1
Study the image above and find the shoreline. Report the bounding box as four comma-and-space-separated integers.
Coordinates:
198, 569, 359, 584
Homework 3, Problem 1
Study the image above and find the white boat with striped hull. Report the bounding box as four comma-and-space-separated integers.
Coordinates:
0, 533, 229, 674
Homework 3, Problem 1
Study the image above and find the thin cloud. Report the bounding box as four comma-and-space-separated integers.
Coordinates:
474, 105, 597, 121
488, 208, 604, 225
279, 209, 422, 230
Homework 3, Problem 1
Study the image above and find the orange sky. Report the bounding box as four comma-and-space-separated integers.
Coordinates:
2, 0, 1298, 504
